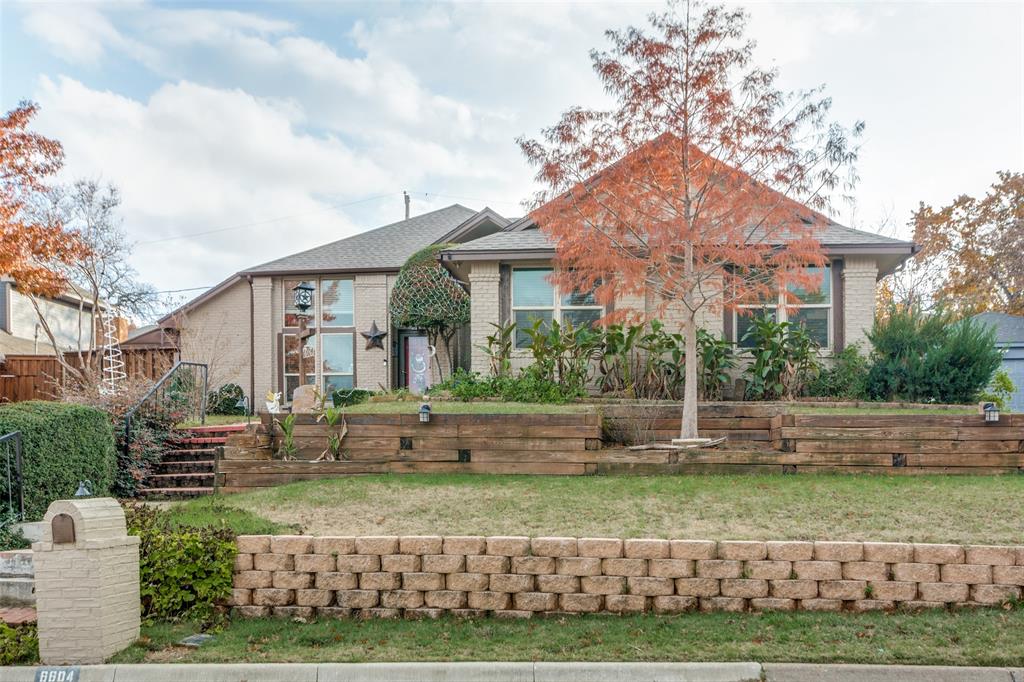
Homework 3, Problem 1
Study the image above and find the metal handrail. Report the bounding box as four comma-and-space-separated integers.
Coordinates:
0, 431, 24, 523
123, 361, 208, 456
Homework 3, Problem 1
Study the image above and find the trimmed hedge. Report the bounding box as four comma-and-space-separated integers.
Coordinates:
0, 401, 116, 520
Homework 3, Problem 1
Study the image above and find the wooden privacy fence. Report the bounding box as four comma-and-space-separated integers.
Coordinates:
0, 349, 176, 403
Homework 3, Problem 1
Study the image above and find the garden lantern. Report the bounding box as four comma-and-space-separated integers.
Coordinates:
235, 395, 251, 425
292, 281, 315, 314
419, 402, 432, 423
983, 402, 1000, 423
75, 480, 92, 497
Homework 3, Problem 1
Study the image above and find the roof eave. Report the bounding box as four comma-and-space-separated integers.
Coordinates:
440, 248, 557, 262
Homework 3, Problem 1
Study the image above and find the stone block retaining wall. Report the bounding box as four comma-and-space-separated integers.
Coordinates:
231, 536, 1024, 619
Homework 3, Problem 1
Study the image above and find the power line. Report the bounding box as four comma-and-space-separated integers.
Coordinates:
409, 190, 521, 208
135, 192, 401, 246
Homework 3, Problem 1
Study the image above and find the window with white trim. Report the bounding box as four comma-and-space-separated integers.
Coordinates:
735, 265, 832, 349
511, 267, 603, 348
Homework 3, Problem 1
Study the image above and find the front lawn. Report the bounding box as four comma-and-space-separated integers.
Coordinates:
114, 609, 1024, 666
179, 474, 1024, 543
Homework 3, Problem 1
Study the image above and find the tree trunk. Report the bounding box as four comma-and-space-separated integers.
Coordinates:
679, 312, 699, 440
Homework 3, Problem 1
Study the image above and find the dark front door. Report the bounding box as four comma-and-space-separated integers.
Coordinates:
398, 331, 432, 394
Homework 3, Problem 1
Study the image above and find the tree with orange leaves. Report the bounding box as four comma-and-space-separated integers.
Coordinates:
906, 172, 1023, 316
519, 0, 862, 440
1, 102, 87, 298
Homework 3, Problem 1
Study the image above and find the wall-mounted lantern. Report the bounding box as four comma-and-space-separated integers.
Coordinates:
983, 402, 1000, 423
292, 281, 315, 314
419, 402, 432, 423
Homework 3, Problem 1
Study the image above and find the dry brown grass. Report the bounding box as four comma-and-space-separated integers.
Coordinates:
181, 474, 1024, 544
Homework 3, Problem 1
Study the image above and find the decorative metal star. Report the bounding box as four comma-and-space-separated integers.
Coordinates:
360, 320, 388, 350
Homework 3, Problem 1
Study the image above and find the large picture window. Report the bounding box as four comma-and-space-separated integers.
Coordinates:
511, 267, 603, 348
735, 265, 832, 349
281, 277, 356, 401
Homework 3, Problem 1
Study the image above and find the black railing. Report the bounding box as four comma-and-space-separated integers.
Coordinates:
0, 431, 24, 524
123, 361, 208, 457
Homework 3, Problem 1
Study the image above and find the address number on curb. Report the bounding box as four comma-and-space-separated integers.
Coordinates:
35, 668, 81, 682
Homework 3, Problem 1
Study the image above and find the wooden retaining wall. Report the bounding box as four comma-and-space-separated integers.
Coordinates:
215, 407, 1024, 489
220, 413, 605, 491
601, 403, 784, 444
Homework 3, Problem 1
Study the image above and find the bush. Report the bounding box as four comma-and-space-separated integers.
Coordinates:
866, 307, 1002, 403
0, 623, 37, 665
740, 314, 820, 400
977, 369, 1016, 410
806, 345, 870, 399
207, 383, 245, 415
0, 401, 116, 520
331, 388, 373, 407
435, 367, 583, 404
0, 512, 30, 551
125, 502, 235, 626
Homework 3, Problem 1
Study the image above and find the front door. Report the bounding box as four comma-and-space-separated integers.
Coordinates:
398, 332, 433, 394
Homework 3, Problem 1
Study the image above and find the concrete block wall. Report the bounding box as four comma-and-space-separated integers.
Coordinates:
231, 536, 1024, 620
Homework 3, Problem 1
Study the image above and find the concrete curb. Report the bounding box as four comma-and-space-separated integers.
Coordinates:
2, 662, 1021, 681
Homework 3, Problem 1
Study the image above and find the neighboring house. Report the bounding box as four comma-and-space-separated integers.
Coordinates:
164, 197, 916, 406
972, 312, 1024, 412
0, 277, 99, 356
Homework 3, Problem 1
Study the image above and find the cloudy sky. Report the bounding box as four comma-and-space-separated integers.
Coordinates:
2, 1, 1021, 317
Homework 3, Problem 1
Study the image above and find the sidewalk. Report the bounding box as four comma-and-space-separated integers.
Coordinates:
1, 662, 1022, 681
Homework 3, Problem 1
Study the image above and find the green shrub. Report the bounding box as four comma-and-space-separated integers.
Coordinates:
866, 307, 1002, 403
207, 383, 245, 415
125, 502, 235, 626
806, 345, 870, 399
331, 388, 373, 407
977, 369, 1016, 411
0, 401, 116, 520
435, 367, 583, 404
0, 512, 30, 551
741, 314, 820, 400
0, 623, 37, 665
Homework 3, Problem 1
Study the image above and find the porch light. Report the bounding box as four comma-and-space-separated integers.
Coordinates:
292, 281, 315, 314
419, 402, 432, 423
983, 402, 1000, 423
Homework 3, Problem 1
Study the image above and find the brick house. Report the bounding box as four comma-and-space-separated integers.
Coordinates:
161, 198, 916, 406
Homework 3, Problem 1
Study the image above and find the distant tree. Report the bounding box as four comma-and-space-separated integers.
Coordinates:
389, 243, 470, 381
907, 171, 1023, 315
29, 179, 159, 384
0, 102, 87, 297
518, 0, 861, 439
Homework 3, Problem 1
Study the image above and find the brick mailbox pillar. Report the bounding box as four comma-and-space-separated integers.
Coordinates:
32, 497, 141, 664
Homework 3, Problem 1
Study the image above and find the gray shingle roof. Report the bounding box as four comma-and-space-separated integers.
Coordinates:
447, 220, 912, 255
972, 312, 1024, 345
448, 228, 555, 252
242, 204, 478, 274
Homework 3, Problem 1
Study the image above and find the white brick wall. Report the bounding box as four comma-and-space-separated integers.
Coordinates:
355, 273, 391, 391
843, 256, 879, 351
177, 277, 252, 392
469, 262, 501, 374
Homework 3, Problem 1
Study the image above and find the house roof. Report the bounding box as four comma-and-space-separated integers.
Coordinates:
241, 204, 479, 276
443, 221, 911, 256
0, 330, 56, 356
972, 312, 1024, 346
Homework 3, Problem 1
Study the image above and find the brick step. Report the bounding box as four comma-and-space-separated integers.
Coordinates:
156, 460, 216, 474
171, 436, 229, 446
138, 487, 214, 499
145, 472, 215, 484
182, 424, 248, 434
0, 607, 36, 626
161, 448, 219, 461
